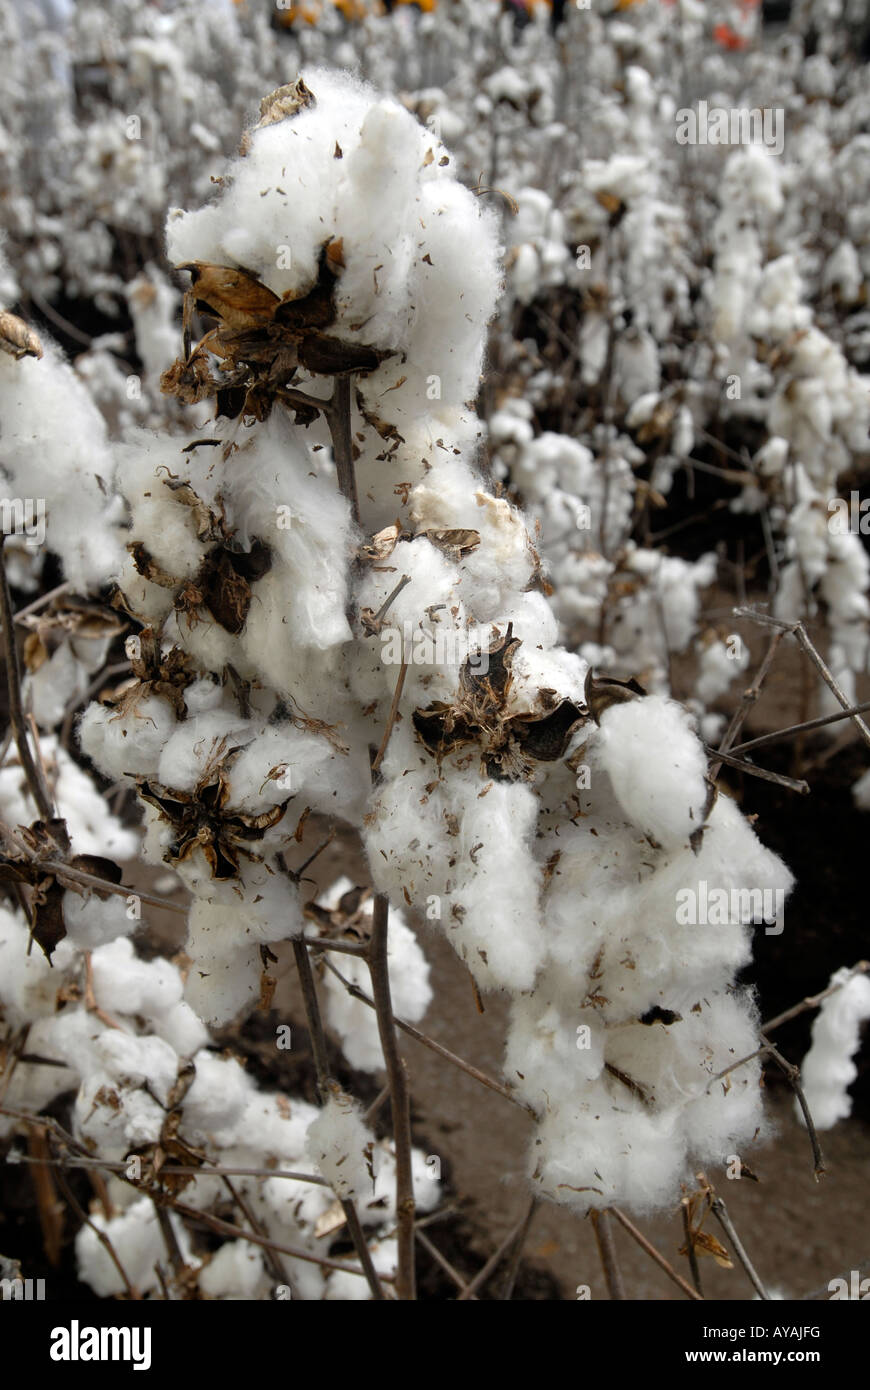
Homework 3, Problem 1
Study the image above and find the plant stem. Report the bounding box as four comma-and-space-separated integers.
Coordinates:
368, 892, 416, 1299
0, 537, 54, 821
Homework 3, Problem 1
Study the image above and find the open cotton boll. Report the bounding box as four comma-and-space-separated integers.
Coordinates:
592, 694, 708, 850
306, 1090, 374, 1203
0, 904, 77, 1025
357, 1140, 442, 1229
529, 1092, 689, 1217
226, 723, 366, 825
183, 902, 263, 1026
181, 1049, 253, 1142
0, 340, 124, 592
61, 887, 135, 950
74, 1074, 167, 1161
155, 711, 254, 794
695, 635, 748, 707
199, 1241, 267, 1301
90, 937, 184, 1020
312, 884, 431, 1073
365, 729, 545, 993
798, 968, 870, 1129
76, 1197, 196, 1298
0, 736, 138, 862
152, 1001, 209, 1059
78, 693, 179, 782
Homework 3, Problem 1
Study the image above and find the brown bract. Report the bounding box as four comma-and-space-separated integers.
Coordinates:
123, 478, 272, 637
413, 625, 586, 783
138, 755, 291, 882
21, 596, 126, 674
0, 308, 43, 360
102, 626, 196, 720
0, 818, 123, 962
161, 248, 390, 423
583, 670, 646, 724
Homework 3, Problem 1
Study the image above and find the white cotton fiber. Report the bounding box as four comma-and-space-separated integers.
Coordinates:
76, 1197, 196, 1297
799, 968, 870, 1129
314, 879, 431, 1072
199, 1241, 266, 1300
592, 694, 708, 849
306, 1091, 374, 1203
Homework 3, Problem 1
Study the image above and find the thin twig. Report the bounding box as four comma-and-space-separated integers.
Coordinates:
734, 608, 870, 750
681, 1199, 703, 1297
609, 1207, 703, 1301
457, 1201, 536, 1300
12, 581, 72, 624
590, 1208, 626, 1300
761, 1036, 826, 1179
291, 937, 386, 1300
368, 892, 416, 1299
415, 1228, 475, 1297
728, 700, 870, 757
762, 961, 869, 1033
371, 656, 408, 776
320, 955, 534, 1114
0, 538, 54, 820
711, 1195, 769, 1300
703, 745, 809, 794
500, 1195, 537, 1300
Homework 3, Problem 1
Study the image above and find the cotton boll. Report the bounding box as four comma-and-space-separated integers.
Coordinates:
313, 884, 431, 1073
306, 1090, 374, 1203
226, 723, 366, 826
695, 635, 749, 707
365, 729, 545, 992
0, 341, 124, 592
528, 1092, 689, 1217
153, 1000, 209, 1059
78, 695, 179, 782
126, 265, 181, 388
355, 1139, 441, 1229
25, 641, 89, 730
62, 887, 135, 950
183, 902, 262, 1026
199, 1241, 267, 1300
76, 1197, 195, 1297
181, 1049, 253, 1142
0, 735, 138, 862
90, 937, 183, 1019
0, 904, 77, 1025
155, 711, 253, 794
591, 694, 708, 849
74, 1053, 170, 1162
799, 968, 870, 1129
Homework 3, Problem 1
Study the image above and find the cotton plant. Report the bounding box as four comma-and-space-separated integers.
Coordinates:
1, 0, 869, 1300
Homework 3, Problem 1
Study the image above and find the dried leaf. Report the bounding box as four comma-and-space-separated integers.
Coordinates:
584, 670, 646, 723
0, 309, 43, 360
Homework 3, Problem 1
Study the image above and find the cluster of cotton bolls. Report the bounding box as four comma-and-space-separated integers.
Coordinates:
0, 900, 439, 1298
58, 62, 795, 1222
